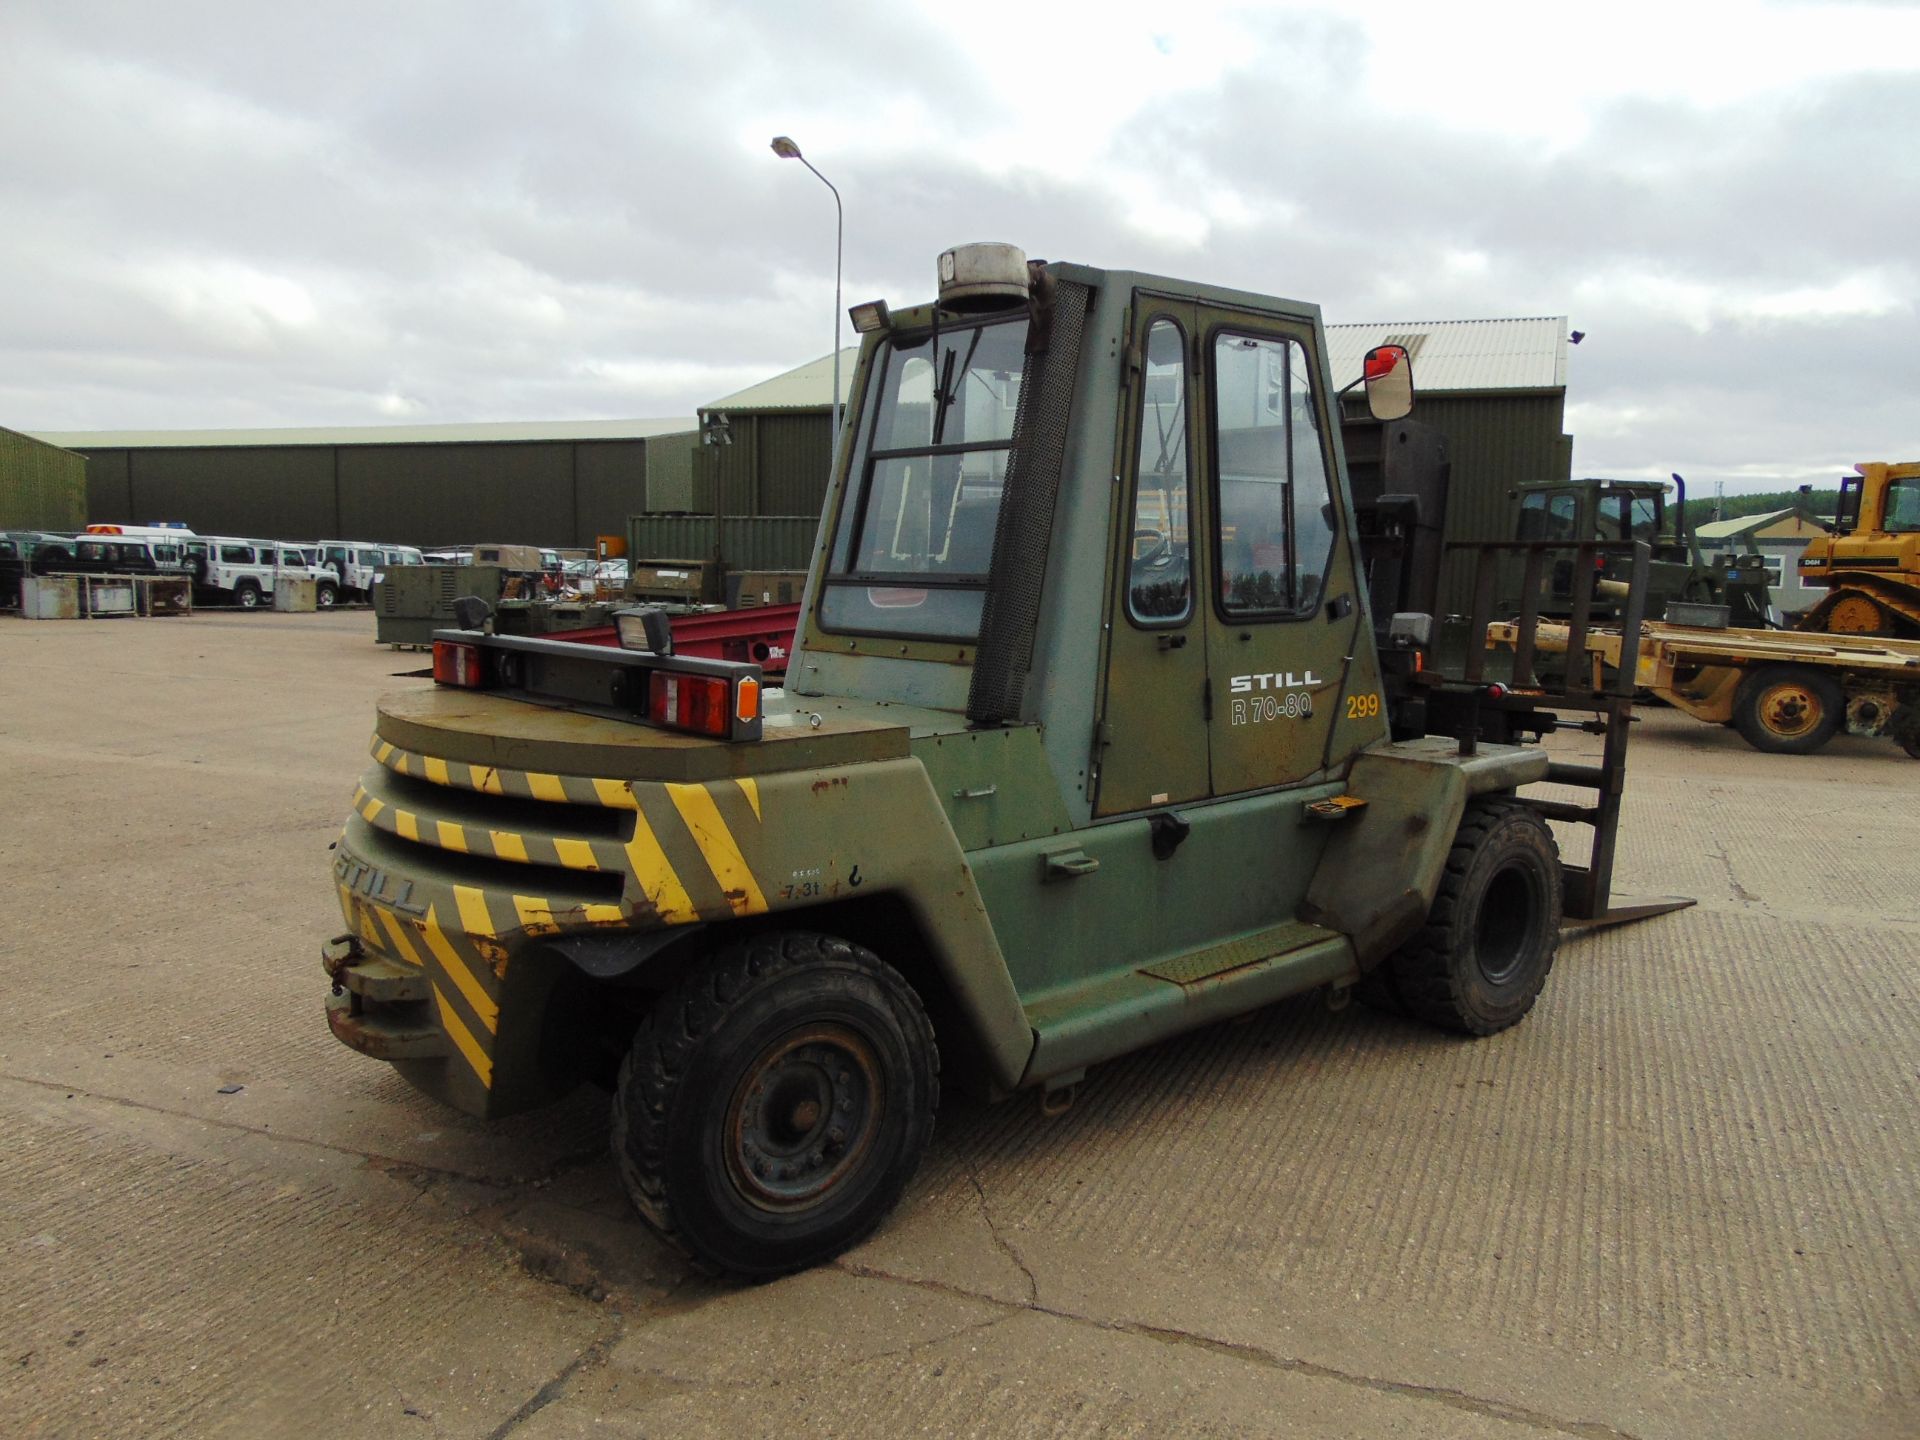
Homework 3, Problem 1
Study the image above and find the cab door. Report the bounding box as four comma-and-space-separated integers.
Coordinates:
1199, 314, 1380, 795
1091, 299, 1210, 816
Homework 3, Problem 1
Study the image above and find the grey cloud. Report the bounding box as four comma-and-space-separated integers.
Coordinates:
1, 1, 1913, 493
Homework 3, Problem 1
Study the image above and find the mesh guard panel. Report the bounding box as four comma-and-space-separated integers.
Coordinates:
965, 280, 1092, 726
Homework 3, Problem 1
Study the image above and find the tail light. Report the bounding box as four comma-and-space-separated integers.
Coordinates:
433, 640, 487, 689
649, 673, 731, 736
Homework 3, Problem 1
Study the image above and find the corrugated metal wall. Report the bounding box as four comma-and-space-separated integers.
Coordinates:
1409, 393, 1572, 614
644, 433, 697, 512
625, 514, 818, 571
0, 426, 87, 530
74, 431, 698, 546
691, 411, 833, 518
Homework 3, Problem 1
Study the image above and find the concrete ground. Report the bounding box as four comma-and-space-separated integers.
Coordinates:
0, 609, 1914, 1439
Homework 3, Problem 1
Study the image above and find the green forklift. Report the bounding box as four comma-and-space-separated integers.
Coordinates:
321, 244, 1682, 1277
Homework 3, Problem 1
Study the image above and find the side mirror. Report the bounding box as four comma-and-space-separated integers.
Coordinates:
1362, 344, 1413, 421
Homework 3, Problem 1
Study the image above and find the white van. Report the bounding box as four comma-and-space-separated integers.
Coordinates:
185, 537, 341, 609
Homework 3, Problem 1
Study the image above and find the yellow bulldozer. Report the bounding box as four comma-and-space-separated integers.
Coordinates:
1796, 460, 1920, 638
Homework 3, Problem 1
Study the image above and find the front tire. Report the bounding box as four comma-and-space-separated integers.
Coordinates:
234, 579, 263, 610
1732, 665, 1843, 755
1378, 799, 1562, 1036
612, 932, 938, 1278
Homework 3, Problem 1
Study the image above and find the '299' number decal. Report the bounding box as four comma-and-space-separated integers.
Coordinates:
1345, 693, 1382, 719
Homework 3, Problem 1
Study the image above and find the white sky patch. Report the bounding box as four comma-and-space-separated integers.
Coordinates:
1744, 272, 1910, 324
131, 259, 320, 348
1574, 265, 1912, 332
374, 391, 425, 418
570, 357, 771, 394
1357, 0, 1920, 147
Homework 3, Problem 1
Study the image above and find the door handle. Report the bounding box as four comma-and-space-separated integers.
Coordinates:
1042, 849, 1101, 881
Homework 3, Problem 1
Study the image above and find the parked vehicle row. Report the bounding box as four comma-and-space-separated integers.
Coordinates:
1, 524, 425, 610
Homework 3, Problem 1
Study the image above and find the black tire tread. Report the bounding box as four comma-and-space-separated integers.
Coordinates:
1732, 664, 1844, 756
611, 930, 938, 1273
1388, 798, 1560, 1036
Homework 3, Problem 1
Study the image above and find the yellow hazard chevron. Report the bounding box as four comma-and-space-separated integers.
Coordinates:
666, 782, 767, 917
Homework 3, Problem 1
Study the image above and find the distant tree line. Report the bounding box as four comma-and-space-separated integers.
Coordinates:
1680, 488, 1837, 527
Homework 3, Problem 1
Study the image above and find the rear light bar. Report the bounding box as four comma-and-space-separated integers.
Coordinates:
429, 628, 764, 741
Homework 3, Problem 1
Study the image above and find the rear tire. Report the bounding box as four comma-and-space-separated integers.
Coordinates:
612, 931, 938, 1278
234, 579, 263, 610
1383, 799, 1561, 1036
316, 582, 338, 609
1732, 665, 1843, 755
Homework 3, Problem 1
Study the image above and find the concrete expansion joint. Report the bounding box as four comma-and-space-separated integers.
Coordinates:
0, 1069, 525, 1189
484, 1316, 625, 1440
969, 1170, 1039, 1304
835, 1260, 1643, 1440
1117, 1321, 1644, 1440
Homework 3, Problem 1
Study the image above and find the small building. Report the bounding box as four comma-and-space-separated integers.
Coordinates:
1694, 508, 1834, 616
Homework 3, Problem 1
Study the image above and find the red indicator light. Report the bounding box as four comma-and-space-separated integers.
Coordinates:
432, 640, 485, 689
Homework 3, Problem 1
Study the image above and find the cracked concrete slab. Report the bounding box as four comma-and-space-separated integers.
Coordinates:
1, 611, 1916, 1437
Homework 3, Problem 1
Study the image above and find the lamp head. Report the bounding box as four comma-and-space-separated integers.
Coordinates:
770, 135, 802, 160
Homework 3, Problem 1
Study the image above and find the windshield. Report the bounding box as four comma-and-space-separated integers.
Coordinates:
1598, 488, 1663, 544
1517, 491, 1578, 542
1885, 477, 1920, 533
819, 316, 1028, 640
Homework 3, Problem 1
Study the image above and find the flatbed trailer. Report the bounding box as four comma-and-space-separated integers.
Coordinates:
1491, 617, 1920, 758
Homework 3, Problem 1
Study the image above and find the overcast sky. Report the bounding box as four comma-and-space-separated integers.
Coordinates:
3, 0, 1914, 492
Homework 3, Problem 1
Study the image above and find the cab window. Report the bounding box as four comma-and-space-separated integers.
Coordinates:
1127, 319, 1192, 625
820, 314, 1027, 640
1885, 477, 1920, 533
1518, 492, 1579, 541
1212, 332, 1335, 617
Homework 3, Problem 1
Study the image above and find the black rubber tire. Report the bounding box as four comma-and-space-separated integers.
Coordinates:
316, 582, 338, 609
234, 580, 263, 610
612, 931, 939, 1279
1383, 798, 1562, 1036
1732, 664, 1844, 756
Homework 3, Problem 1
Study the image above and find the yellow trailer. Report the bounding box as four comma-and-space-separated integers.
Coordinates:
1491, 619, 1920, 758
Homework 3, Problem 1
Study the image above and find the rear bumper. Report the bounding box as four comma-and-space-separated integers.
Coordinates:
323, 935, 449, 1062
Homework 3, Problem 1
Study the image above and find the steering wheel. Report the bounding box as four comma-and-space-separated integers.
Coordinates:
1132, 527, 1175, 570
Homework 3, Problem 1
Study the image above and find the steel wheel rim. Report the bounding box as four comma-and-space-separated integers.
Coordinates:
1475, 861, 1540, 986
724, 1024, 882, 1212
1758, 683, 1823, 739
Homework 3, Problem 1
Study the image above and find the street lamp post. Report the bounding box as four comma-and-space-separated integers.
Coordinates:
770, 136, 844, 466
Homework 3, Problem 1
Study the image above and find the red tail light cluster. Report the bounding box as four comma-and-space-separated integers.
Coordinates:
648, 673, 731, 736
432, 640, 486, 689
646, 673, 762, 737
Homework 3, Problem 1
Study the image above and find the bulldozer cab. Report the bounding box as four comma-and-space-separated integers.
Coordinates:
1797, 461, 1920, 637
